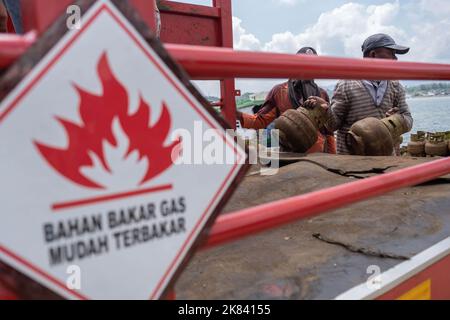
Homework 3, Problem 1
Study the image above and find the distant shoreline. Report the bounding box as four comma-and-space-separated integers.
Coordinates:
233, 94, 450, 113
406, 95, 450, 100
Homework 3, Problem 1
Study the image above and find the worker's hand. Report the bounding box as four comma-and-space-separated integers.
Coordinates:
303, 96, 329, 111
236, 110, 244, 124
386, 107, 399, 117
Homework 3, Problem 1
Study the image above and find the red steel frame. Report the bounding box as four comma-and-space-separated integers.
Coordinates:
158, 0, 237, 127
20, 0, 158, 35
378, 255, 450, 300
1, 0, 450, 300
18, 0, 237, 126
202, 157, 450, 250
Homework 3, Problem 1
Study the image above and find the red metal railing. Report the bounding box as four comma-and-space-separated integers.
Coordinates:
3, 37, 450, 81
166, 44, 450, 80
202, 157, 450, 249
3, 34, 450, 248
13, 0, 238, 128
2, 0, 450, 300
2, 11, 450, 252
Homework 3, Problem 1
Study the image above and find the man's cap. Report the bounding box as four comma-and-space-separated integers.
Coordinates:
297, 47, 318, 55
362, 34, 410, 55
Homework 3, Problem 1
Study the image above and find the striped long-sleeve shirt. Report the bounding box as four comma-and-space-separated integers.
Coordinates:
328, 80, 413, 155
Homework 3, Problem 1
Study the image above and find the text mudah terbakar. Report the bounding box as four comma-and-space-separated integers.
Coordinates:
43, 197, 187, 266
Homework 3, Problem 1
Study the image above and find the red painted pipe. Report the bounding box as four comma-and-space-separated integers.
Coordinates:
210, 101, 224, 107
165, 44, 450, 80
0, 32, 36, 68
201, 158, 450, 250
2, 35, 450, 81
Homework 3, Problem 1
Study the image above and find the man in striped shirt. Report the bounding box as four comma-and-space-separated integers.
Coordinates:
306, 34, 414, 155
237, 47, 336, 154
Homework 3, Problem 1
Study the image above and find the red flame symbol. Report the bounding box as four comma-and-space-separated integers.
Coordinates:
35, 53, 180, 189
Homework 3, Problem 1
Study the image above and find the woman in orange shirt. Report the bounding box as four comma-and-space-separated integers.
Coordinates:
237, 47, 336, 154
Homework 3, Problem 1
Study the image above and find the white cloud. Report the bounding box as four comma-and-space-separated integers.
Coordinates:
262, 2, 405, 57
419, 0, 450, 17
199, 1, 450, 96
232, 1, 450, 66
232, 2, 408, 58
408, 19, 450, 63
232, 17, 262, 51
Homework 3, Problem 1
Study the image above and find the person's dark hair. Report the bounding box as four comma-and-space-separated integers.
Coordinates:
252, 104, 264, 115
363, 50, 372, 58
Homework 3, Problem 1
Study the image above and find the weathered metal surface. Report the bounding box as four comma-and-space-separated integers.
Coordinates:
175, 155, 450, 299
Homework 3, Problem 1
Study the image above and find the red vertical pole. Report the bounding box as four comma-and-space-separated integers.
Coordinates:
220, 79, 237, 127
21, 0, 156, 35
18, 0, 37, 33
129, 0, 157, 32
213, 0, 237, 128
7, 16, 15, 33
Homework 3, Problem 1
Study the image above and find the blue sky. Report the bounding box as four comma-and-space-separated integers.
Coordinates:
180, 0, 450, 95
